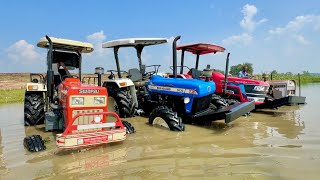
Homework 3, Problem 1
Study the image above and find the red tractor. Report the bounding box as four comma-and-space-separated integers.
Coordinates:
23, 36, 134, 152
173, 43, 305, 109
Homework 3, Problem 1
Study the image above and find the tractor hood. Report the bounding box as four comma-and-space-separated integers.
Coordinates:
147, 75, 215, 97
212, 72, 269, 86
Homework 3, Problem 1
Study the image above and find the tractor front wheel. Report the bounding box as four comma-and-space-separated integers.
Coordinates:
122, 120, 135, 134
108, 90, 136, 118
24, 91, 45, 126
149, 106, 185, 131
211, 94, 228, 109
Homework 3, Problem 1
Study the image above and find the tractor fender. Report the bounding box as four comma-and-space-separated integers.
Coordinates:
26, 82, 47, 92
103, 78, 134, 88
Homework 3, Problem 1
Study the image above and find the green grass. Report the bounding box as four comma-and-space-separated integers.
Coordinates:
0, 89, 25, 104
256, 74, 320, 84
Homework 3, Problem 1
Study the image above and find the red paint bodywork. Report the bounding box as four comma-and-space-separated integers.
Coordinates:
58, 78, 109, 131
174, 43, 270, 105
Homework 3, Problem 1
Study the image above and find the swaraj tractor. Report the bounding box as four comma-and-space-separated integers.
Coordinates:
141, 36, 254, 131
100, 38, 168, 118
23, 36, 134, 152
174, 43, 306, 110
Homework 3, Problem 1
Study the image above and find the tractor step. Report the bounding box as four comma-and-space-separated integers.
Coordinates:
56, 129, 126, 149
256, 95, 306, 109
190, 101, 255, 123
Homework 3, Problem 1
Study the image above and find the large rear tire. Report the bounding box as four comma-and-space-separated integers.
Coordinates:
108, 90, 136, 118
149, 106, 185, 131
24, 91, 45, 126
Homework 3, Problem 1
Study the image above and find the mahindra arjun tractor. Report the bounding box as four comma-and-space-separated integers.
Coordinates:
23, 36, 134, 152
175, 43, 306, 110
138, 36, 255, 131
100, 38, 168, 117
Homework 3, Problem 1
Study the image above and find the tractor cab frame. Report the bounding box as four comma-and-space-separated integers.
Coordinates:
100, 38, 168, 118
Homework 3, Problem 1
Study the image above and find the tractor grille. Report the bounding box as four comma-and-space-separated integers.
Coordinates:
191, 94, 211, 114
72, 109, 103, 132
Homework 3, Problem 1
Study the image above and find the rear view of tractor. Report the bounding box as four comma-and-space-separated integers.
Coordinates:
140, 36, 255, 131
24, 36, 134, 152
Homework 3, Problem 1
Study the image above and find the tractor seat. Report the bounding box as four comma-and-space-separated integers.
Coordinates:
128, 68, 147, 87
189, 68, 201, 79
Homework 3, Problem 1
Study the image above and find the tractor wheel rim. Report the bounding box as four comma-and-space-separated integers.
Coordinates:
108, 97, 119, 113
153, 117, 169, 129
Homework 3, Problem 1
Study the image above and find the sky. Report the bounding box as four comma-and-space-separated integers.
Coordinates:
0, 0, 319, 74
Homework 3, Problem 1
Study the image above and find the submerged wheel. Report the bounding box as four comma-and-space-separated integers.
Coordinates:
24, 91, 45, 126
148, 106, 185, 131
121, 120, 135, 134
108, 90, 136, 118
23, 135, 46, 152
211, 94, 228, 109
226, 99, 240, 105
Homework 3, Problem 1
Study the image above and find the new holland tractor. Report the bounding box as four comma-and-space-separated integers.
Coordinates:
137, 36, 255, 131
23, 36, 134, 152
100, 38, 168, 118
175, 43, 306, 110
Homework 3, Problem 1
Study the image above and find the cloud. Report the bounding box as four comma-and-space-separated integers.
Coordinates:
86, 30, 108, 57
6, 40, 42, 64
269, 15, 320, 35
268, 15, 320, 45
86, 30, 106, 43
292, 34, 310, 45
222, 33, 253, 46
240, 4, 268, 32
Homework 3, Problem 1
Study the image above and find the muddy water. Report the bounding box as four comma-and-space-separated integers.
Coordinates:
1, 84, 320, 180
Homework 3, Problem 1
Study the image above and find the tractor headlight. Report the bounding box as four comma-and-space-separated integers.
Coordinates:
94, 97, 105, 105
183, 97, 190, 104
71, 97, 84, 105
253, 86, 266, 92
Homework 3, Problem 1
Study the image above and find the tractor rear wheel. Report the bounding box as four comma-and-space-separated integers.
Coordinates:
122, 120, 135, 134
24, 91, 45, 126
108, 90, 136, 118
149, 106, 185, 131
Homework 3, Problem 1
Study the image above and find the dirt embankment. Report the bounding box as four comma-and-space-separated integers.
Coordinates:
0, 73, 30, 90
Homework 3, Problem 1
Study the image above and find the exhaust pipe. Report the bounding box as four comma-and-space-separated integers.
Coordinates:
172, 36, 181, 78
223, 53, 230, 95
45, 35, 54, 105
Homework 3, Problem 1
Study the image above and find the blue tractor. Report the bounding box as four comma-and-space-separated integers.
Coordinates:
143, 36, 255, 131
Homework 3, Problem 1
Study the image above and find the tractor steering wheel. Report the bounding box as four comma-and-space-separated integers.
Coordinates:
62, 75, 79, 80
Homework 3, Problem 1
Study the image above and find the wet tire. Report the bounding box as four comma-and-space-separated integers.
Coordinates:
211, 94, 228, 109
226, 99, 240, 105
24, 91, 45, 126
149, 106, 185, 131
109, 90, 136, 118
122, 120, 135, 134
23, 135, 46, 152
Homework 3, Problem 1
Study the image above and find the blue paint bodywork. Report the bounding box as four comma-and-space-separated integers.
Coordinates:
146, 75, 216, 113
